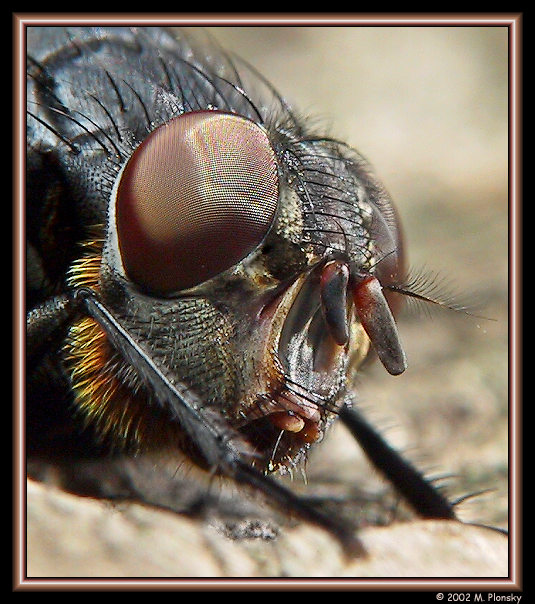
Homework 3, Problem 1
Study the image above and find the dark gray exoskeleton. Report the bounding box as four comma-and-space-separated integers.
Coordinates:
26, 26, 455, 551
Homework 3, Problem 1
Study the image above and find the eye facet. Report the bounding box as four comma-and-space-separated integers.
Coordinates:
115, 111, 279, 294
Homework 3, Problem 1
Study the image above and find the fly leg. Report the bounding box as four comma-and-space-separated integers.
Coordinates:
27, 292, 80, 367
339, 404, 456, 519
69, 288, 367, 555
26, 290, 99, 457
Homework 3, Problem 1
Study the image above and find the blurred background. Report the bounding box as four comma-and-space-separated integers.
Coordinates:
208, 26, 509, 530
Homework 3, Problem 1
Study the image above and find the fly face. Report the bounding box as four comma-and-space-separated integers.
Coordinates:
27, 26, 457, 541
66, 101, 405, 472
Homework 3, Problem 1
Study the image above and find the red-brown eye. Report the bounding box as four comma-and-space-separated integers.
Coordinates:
115, 111, 279, 294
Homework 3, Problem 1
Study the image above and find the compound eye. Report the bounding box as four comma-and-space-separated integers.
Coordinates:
115, 111, 279, 294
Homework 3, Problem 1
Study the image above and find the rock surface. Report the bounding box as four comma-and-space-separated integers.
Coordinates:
27, 479, 508, 578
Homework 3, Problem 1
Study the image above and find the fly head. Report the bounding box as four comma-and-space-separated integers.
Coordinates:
66, 109, 407, 474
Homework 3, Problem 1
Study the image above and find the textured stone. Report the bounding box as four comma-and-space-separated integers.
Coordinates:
26, 480, 507, 578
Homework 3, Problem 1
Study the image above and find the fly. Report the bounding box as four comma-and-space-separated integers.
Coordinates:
26, 26, 464, 553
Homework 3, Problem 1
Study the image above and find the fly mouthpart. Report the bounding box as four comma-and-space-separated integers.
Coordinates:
244, 389, 322, 441
267, 412, 322, 443
268, 411, 305, 433
251, 256, 407, 471
278, 262, 349, 380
